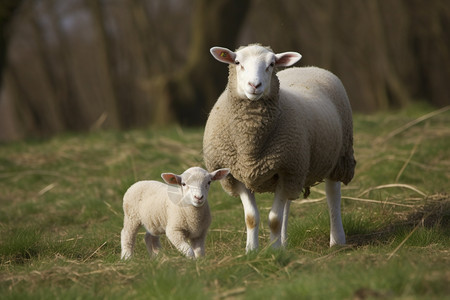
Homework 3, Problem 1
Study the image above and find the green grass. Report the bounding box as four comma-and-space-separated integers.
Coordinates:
1, 103, 449, 299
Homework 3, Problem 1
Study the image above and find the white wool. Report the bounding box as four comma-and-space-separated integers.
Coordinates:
204, 44, 356, 252
120, 167, 229, 259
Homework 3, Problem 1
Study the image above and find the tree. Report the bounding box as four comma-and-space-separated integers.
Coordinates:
151, 0, 251, 125
0, 0, 23, 86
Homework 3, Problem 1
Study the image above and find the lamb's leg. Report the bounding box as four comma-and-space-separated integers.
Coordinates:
325, 179, 346, 246
236, 182, 259, 252
144, 232, 161, 256
120, 215, 140, 260
166, 229, 194, 258
269, 187, 288, 248
191, 237, 205, 258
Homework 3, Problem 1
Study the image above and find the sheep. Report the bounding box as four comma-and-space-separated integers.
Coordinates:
203, 44, 356, 252
120, 166, 230, 259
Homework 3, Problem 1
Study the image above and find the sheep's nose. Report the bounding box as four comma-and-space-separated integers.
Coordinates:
194, 195, 204, 200
248, 82, 261, 89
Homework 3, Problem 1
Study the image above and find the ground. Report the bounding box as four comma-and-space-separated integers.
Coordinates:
0, 103, 449, 299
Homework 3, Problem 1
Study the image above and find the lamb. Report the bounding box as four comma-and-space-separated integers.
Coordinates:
120, 166, 230, 259
203, 44, 356, 252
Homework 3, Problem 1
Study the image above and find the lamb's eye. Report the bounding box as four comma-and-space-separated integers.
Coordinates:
182, 183, 186, 186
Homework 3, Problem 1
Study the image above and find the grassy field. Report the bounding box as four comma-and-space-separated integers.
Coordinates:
1, 103, 449, 299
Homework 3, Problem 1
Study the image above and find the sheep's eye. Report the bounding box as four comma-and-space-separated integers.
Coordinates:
266, 62, 275, 72
182, 183, 186, 186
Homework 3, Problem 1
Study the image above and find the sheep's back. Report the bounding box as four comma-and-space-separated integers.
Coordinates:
123, 181, 169, 234
277, 67, 355, 186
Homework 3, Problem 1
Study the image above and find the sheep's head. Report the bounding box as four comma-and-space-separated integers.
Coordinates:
210, 44, 301, 101
162, 167, 230, 208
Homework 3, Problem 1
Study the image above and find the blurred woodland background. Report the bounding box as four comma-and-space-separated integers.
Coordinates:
0, 0, 448, 141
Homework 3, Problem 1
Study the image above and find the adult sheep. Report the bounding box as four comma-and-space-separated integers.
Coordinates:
203, 44, 356, 252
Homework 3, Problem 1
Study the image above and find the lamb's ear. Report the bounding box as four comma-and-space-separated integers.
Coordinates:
210, 168, 230, 181
275, 52, 302, 67
161, 173, 182, 185
210, 47, 236, 64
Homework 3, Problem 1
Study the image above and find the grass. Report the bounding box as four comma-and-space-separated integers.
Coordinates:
0, 103, 449, 299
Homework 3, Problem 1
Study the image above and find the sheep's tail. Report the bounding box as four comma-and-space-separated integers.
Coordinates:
303, 187, 311, 199
328, 137, 356, 185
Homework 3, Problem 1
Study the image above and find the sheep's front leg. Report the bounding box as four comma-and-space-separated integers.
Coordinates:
191, 236, 206, 258
166, 229, 194, 258
236, 182, 260, 252
269, 187, 289, 248
145, 232, 161, 256
325, 179, 346, 246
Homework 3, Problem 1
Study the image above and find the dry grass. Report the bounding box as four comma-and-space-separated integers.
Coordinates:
0, 104, 449, 299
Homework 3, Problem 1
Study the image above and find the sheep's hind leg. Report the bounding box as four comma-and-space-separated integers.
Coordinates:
236, 182, 260, 252
269, 187, 288, 248
325, 179, 346, 246
145, 232, 161, 256
120, 216, 140, 260
280, 200, 291, 247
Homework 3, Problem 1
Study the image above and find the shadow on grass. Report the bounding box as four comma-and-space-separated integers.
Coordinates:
347, 193, 450, 247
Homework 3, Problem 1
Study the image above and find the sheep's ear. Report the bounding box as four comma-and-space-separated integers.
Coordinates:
161, 173, 182, 185
210, 47, 236, 64
275, 52, 302, 67
210, 168, 230, 181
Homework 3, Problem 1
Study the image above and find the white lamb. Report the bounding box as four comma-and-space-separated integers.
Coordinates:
203, 44, 356, 252
120, 167, 230, 259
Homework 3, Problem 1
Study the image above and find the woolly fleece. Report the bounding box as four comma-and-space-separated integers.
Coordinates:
203, 62, 356, 199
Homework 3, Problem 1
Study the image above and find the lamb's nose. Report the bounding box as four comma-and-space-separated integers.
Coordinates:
248, 82, 261, 89
194, 195, 204, 200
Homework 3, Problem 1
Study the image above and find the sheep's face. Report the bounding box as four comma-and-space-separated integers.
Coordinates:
210, 44, 302, 101
162, 167, 230, 208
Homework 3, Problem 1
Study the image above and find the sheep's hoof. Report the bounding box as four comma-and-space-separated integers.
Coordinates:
184, 248, 195, 258
330, 238, 346, 247
121, 253, 132, 260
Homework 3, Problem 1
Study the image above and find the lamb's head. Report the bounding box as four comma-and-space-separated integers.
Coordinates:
210, 44, 302, 101
162, 167, 230, 208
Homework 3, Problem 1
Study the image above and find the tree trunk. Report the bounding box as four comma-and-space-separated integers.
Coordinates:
154, 0, 251, 126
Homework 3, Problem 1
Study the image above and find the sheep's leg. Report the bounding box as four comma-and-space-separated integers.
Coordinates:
269, 188, 288, 248
120, 216, 140, 260
166, 229, 195, 258
144, 232, 161, 256
236, 182, 259, 252
325, 179, 346, 246
280, 200, 291, 247
191, 237, 205, 258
